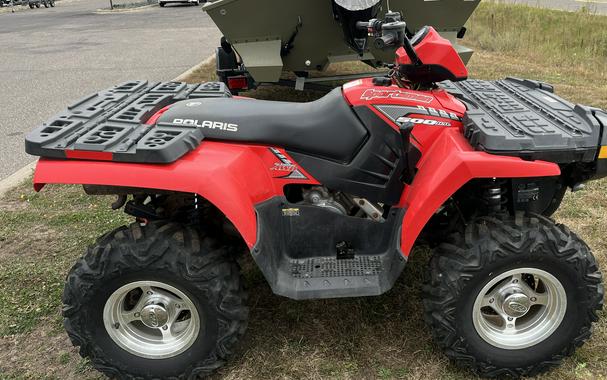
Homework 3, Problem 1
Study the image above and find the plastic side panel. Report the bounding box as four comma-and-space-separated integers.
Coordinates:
396, 28, 468, 80
33, 142, 315, 248
343, 78, 450, 109
399, 129, 561, 256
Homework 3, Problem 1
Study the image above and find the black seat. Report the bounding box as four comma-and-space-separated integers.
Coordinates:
156, 88, 369, 163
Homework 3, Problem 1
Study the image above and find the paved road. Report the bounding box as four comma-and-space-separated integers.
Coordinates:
0, 0, 220, 180
502, 0, 607, 14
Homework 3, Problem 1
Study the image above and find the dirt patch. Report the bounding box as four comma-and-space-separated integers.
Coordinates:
0, 317, 101, 380
0, 197, 29, 212
0, 225, 60, 261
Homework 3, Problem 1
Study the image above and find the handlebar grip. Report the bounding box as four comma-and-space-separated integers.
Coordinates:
355, 21, 369, 31
374, 34, 395, 49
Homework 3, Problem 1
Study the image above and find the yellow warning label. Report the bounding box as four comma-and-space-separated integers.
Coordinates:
600, 146, 607, 159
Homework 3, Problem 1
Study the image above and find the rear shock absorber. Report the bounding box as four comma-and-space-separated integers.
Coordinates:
187, 193, 201, 225
483, 179, 508, 214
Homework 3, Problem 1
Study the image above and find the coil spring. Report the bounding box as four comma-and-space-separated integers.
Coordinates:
483, 179, 508, 213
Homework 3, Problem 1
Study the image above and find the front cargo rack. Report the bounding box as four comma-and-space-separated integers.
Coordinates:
442, 77, 605, 163
25, 80, 231, 163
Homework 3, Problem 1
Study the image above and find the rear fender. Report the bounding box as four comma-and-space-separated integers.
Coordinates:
399, 129, 561, 256
33, 142, 313, 248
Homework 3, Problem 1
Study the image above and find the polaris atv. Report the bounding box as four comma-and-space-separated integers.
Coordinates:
25, 11, 606, 379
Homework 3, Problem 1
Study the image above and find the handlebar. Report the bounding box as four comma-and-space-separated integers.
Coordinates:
355, 11, 423, 66
355, 20, 382, 32
374, 34, 395, 49
355, 21, 368, 30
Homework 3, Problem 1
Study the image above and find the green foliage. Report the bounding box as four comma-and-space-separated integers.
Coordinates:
466, 1, 607, 69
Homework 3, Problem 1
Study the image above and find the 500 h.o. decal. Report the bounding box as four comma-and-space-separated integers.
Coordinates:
397, 116, 452, 127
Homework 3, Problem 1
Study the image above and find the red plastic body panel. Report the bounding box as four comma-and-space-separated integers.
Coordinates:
344, 78, 466, 114
34, 77, 561, 257
33, 142, 318, 248
345, 79, 560, 255
398, 129, 561, 256
396, 27, 468, 80
343, 78, 466, 154
145, 105, 172, 125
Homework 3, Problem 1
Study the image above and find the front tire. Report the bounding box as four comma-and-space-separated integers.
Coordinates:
423, 214, 603, 378
62, 221, 248, 379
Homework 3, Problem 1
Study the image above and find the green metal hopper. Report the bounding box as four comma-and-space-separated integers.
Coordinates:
204, 0, 480, 89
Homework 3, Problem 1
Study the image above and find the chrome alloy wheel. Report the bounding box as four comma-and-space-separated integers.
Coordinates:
472, 268, 567, 350
103, 281, 201, 359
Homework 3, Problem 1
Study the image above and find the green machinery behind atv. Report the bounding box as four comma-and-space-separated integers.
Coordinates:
205, 0, 480, 91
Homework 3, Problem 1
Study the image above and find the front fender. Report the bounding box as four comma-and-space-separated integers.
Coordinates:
400, 129, 561, 256
33, 142, 282, 248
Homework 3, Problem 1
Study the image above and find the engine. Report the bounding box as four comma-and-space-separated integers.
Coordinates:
300, 186, 385, 221
302, 186, 348, 215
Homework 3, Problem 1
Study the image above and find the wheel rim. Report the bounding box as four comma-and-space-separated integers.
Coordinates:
472, 268, 567, 350
103, 280, 201, 359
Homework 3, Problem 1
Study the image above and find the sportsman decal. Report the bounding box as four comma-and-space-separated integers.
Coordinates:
361, 89, 434, 104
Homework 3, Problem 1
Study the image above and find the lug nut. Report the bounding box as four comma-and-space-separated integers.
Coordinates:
162, 326, 168, 330
530, 297, 537, 302
512, 279, 519, 284
507, 317, 513, 321
489, 298, 494, 303
134, 312, 140, 317
146, 291, 153, 295
114, 323, 120, 329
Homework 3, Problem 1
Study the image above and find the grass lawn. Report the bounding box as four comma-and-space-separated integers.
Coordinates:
1, 2, 607, 379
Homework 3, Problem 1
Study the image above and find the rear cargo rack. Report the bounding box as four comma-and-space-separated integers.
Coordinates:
25, 81, 231, 163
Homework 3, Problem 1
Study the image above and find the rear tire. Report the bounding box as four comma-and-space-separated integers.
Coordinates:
62, 221, 248, 379
158, 1, 164, 6
423, 214, 603, 378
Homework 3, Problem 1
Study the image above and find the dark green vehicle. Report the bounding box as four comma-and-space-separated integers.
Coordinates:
28, 0, 55, 8
0, 0, 22, 6
1, 0, 57, 8
205, 0, 480, 91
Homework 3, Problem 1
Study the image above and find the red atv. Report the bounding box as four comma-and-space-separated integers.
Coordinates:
26, 11, 606, 379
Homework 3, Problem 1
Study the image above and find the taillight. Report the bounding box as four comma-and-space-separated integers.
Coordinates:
227, 76, 249, 90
